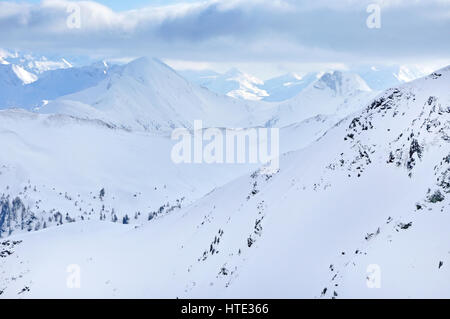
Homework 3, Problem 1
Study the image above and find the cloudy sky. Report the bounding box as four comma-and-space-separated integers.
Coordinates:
1, 0, 449, 78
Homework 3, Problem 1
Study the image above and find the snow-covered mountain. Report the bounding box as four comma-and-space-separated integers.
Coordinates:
0, 61, 448, 298
180, 68, 315, 102
0, 56, 382, 142
0, 64, 38, 109
259, 72, 318, 102
0, 49, 127, 111
179, 65, 431, 102
0, 64, 37, 85
39, 58, 269, 131
356, 64, 431, 91
0, 62, 118, 110
37, 58, 379, 135
0, 49, 72, 74
0, 48, 117, 110
211, 66, 450, 298
0, 64, 36, 88
264, 71, 378, 127
180, 68, 269, 101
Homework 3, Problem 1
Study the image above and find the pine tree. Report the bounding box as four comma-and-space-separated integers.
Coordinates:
99, 188, 105, 201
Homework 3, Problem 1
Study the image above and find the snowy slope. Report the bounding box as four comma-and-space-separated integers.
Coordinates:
260, 72, 318, 102
0, 64, 38, 86
0, 103, 338, 241
356, 64, 431, 91
1, 65, 448, 298
180, 68, 269, 101
0, 64, 37, 108
179, 66, 450, 298
0, 108, 267, 239
264, 71, 378, 127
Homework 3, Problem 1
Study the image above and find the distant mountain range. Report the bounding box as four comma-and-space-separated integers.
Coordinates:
0, 49, 434, 113
180, 65, 432, 102
0, 48, 72, 74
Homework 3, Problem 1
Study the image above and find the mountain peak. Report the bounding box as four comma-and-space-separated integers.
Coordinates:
318, 71, 344, 91
122, 57, 177, 81
0, 63, 37, 86
316, 71, 371, 95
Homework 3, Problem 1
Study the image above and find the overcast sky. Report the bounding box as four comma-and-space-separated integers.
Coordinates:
1, 0, 449, 78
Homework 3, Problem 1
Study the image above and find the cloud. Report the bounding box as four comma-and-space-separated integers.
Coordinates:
0, 0, 449, 63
